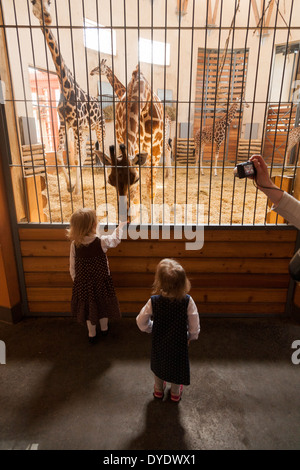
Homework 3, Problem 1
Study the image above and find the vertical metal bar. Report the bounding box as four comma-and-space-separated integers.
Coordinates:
67, 0, 85, 206
241, 0, 267, 225
257, 0, 281, 224
230, 0, 251, 225
81, 0, 96, 210
219, 0, 239, 225
122, 0, 130, 219
173, 0, 182, 224
0, 0, 29, 222
207, 0, 223, 225
162, 0, 168, 224
53, 0, 72, 222
185, 0, 196, 224
95, 0, 108, 225
196, 0, 210, 225
12, 0, 41, 224
264, 0, 294, 225
26, 0, 52, 223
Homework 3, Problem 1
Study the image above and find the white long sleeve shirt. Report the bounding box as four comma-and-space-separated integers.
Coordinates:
136, 296, 200, 341
273, 192, 300, 230
69, 222, 125, 281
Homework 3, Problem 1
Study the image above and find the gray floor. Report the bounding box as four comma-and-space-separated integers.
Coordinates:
0, 315, 299, 450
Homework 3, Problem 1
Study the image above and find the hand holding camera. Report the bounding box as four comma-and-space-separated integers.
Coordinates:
234, 154, 284, 206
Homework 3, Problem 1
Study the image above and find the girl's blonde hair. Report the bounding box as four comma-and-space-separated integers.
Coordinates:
66, 208, 97, 247
152, 258, 191, 300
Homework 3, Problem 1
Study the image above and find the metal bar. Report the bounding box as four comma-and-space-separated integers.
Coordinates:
230, 0, 251, 224
12, 0, 41, 224
185, 0, 196, 224
53, 0, 72, 222
26, 0, 52, 223
95, 0, 108, 225
81, 0, 96, 210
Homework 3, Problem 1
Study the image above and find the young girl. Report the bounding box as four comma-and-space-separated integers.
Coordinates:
136, 258, 200, 402
67, 208, 126, 343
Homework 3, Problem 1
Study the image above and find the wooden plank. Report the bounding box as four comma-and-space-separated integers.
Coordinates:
26, 286, 287, 303
27, 301, 286, 315
22, 256, 290, 274
24, 271, 289, 289
20, 240, 295, 259
18, 227, 297, 242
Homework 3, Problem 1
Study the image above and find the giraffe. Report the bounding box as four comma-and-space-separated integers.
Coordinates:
194, 97, 249, 176
285, 126, 300, 166
90, 60, 173, 179
94, 143, 147, 217
31, 0, 105, 195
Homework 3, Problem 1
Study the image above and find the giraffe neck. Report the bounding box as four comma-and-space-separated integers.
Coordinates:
221, 103, 239, 125
104, 66, 126, 100
42, 26, 74, 97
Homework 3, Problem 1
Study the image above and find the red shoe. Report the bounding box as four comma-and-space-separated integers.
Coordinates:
153, 382, 166, 399
171, 385, 183, 402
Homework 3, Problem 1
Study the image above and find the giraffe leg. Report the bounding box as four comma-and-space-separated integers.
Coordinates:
214, 147, 219, 176
73, 131, 85, 195
58, 124, 75, 193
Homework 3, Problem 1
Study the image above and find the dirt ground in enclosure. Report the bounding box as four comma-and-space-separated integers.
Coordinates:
43, 165, 295, 225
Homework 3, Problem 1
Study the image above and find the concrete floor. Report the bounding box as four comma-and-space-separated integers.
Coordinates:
0, 315, 299, 450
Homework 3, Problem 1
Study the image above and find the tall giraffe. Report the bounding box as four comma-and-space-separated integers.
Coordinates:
90, 60, 173, 179
285, 126, 300, 166
194, 97, 249, 176
31, 0, 105, 194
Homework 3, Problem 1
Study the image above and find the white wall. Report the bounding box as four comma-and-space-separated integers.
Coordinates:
2, 0, 300, 145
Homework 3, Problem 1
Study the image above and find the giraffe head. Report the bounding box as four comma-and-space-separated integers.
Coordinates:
90, 59, 107, 77
95, 144, 147, 198
31, 0, 52, 26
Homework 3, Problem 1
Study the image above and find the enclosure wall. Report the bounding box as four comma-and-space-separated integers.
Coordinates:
19, 226, 297, 317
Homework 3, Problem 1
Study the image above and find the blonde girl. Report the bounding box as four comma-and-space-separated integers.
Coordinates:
136, 258, 200, 401
67, 208, 126, 343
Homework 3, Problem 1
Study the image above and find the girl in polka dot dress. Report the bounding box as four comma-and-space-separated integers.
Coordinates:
136, 259, 200, 402
67, 208, 126, 343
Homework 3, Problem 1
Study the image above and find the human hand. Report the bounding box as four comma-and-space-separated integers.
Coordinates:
249, 154, 283, 205
249, 154, 274, 190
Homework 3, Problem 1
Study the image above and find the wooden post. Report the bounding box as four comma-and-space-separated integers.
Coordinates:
0, 5, 25, 221
266, 175, 293, 223
0, 144, 23, 323
24, 175, 47, 223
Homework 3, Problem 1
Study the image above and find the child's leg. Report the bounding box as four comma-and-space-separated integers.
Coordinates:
86, 320, 97, 338
170, 383, 182, 396
99, 317, 108, 332
154, 375, 165, 392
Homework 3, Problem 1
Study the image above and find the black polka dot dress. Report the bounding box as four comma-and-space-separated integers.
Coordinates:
71, 237, 121, 325
151, 294, 190, 386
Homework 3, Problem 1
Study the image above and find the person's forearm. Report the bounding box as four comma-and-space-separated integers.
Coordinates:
258, 182, 284, 207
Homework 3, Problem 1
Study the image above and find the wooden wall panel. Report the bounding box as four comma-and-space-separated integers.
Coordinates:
18, 226, 297, 317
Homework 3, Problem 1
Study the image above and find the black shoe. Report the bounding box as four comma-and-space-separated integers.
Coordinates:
100, 327, 109, 337
88, 334, 98, 344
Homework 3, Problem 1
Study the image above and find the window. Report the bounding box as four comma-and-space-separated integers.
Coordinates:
98, 81, 114, 108
157, 88, 173, 103
84, 18, 116, 56
29, 67, 60, 152
139, 38, 170, 66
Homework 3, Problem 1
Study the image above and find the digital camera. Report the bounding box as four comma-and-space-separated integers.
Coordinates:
234, 161, 256, 179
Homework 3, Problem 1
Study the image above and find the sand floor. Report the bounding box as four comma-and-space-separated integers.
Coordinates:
42, 164, 295, 225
